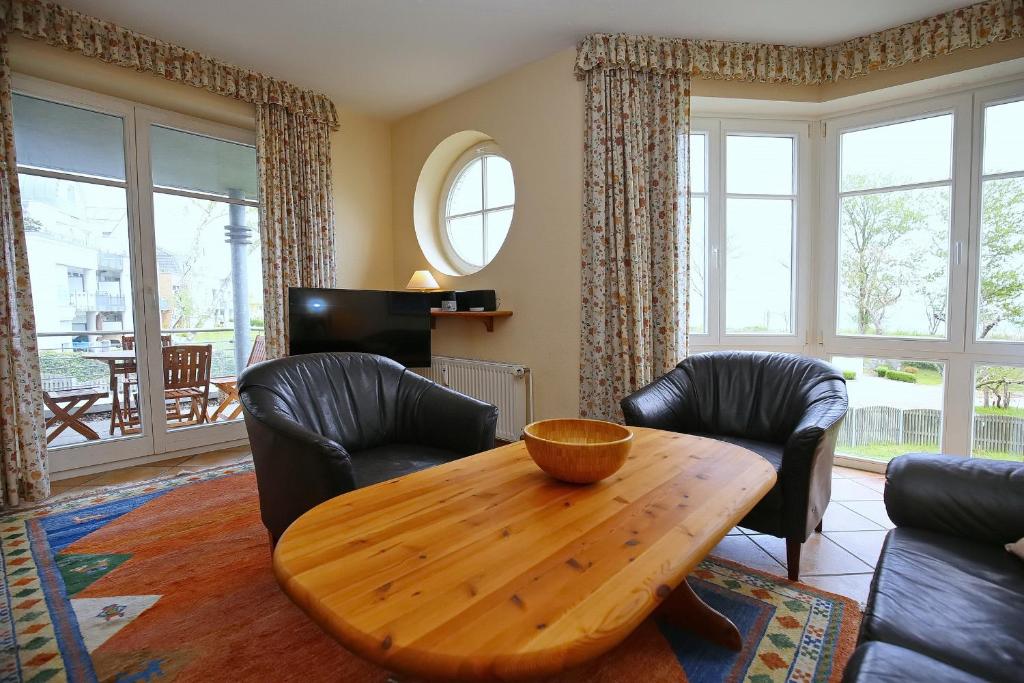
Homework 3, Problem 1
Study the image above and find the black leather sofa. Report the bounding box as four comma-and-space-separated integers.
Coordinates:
842, 454, 1024, 683
620, 351, 848, 580
238, 352, 499, 544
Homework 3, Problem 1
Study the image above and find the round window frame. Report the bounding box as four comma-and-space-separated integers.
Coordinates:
438, 141, 514, 275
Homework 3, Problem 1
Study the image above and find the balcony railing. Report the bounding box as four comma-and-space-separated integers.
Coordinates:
67, 291, 126, 312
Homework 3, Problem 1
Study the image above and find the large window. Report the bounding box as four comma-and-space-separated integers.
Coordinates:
819, 85, 1024, 465
685, 119, 808, 349
836, 115, 953, 339
686, 81, 1024, 468
13, 77, 261, 472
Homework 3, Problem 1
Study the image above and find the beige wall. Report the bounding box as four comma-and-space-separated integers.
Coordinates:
9, 35, 394, 291
391, 49, 584, 420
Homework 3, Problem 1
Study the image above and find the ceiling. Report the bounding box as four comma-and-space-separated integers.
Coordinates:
58, 1, 971, 119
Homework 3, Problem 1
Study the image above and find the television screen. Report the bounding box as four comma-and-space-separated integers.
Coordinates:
288, 288, 431, 368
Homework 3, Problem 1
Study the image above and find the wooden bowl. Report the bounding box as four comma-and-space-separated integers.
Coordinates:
522, 418, 634, 484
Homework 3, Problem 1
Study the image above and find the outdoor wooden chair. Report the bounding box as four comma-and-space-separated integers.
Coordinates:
120, 334, 171, 350
209, 335, 266, 422
112, 334, 173, 433
124, 344, 214, 429
44, 387, 107, 444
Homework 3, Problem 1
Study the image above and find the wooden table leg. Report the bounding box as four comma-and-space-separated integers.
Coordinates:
657, 579, 743, 651
44, 396, 102, 444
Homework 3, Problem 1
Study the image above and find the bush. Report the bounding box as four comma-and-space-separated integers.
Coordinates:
902, 360, 941, 373
886, 370, 917, 383
901, 366, 919, 374
875, 365, 891, 378
842, 370, 857, 380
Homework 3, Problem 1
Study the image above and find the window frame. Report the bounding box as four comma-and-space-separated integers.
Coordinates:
966, 81, 1024, 355
819, 93, 973, 356
688, 117, 812, 352
437, 141, 514, 274
12, 73, 259, 471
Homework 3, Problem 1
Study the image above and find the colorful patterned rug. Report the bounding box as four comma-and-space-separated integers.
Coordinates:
0, 465, 860, 682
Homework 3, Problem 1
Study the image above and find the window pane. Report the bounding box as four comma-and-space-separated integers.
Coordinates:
12, 94, 126, 181
21, 173, 143, 446
972, 365, 1024, 462
484, 156, 514, 208
726, 135, 792, 195
484, 208, 512, 262
833, 356, 944, 463
726, 198, 792, 333
976, 177, 1024, 341
840, 114, 952, 192
686, 133, 707, 194
688, 196, 707, 334
153, 194, 263, 426
447, 158, 482, 216
150, 126, 258, 201
447, 214, 483, 266
982, 100, 1024, 176
837, 186, 950, 338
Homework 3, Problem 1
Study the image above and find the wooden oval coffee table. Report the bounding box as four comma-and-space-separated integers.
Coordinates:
274, 427, 776, 681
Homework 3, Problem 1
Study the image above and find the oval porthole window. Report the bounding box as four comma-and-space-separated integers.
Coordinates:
439, 142, 514, 273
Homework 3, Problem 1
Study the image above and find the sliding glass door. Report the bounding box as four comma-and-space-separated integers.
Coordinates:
12, 76, 261, 471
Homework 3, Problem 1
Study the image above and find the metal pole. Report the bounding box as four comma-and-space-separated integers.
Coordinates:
226, 189, 251, 374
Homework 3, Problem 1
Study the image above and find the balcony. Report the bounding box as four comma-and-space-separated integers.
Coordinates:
67, 291, 127, 312
97, 252, 125, 272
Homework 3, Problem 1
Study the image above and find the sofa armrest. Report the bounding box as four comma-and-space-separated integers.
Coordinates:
780, 395, 847, 538
397, 372, 498, 455
885, 453, 1024, 544
620, 369, 689, 431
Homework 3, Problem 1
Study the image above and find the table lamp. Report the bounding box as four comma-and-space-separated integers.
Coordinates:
406, 270, 440, 291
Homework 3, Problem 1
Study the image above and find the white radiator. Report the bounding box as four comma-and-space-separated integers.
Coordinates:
417, 356, 532, 442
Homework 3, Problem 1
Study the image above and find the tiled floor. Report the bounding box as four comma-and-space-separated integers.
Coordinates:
47, 452, 886, 605
716, 465, 888, 606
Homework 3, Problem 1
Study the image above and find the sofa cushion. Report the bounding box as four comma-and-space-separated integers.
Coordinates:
351, 444, 459, 488
842, 641, 989, 683
859, 527, 1024, 682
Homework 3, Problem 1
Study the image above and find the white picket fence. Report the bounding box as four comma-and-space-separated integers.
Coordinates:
838, 405, 1024, 456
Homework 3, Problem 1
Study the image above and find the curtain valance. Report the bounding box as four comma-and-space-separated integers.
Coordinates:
0, 0, 339, 128
575, 0, 1023, 84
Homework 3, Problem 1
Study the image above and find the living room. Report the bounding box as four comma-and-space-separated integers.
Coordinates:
0, 0, 1021, 681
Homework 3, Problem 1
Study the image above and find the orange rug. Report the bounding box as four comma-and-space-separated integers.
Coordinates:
0, 465, 860, 682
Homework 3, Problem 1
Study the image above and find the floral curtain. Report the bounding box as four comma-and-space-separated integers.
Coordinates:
575, 0, 1023, 84
0, 0, 338, 127
0, 31, 48, 505
257, 104, 337, 358
578, 67, 689, 422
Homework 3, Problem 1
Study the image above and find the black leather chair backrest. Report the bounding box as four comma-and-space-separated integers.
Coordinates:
238, 352, 410, 453
673, 351, 846, 443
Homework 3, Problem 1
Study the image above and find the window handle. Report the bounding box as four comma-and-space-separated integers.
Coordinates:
953, 241, 963, 266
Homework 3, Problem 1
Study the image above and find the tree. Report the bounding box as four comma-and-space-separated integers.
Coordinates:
976, 179, 1024, 339
975, 365, 1024, 408
839, 178, 926, 334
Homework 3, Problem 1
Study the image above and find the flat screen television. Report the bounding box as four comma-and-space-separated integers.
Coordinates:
288, 288, 431, 367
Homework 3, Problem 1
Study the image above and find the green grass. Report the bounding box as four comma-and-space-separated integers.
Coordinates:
975, 405, 1024, 418
903, 367, 943, 385
841, 442, 1023, 463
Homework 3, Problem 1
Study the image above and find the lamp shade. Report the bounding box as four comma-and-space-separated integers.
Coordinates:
406, 270, 440, 290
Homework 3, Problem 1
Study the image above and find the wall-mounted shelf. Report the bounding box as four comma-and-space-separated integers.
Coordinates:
430, 310, 513, 332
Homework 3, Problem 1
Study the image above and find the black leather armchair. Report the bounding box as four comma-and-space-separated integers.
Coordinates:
842, 454, 1024, 683
238, 352, 499, 545
620, 351, 848, 580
